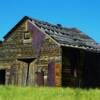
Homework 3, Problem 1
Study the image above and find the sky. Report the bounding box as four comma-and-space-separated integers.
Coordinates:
0, 0, 100, 42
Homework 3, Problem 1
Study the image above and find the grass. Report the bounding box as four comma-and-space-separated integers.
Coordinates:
0, 86, 100, 100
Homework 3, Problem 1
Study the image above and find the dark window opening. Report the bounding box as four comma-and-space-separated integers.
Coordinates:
0, 70, 6, 85
24, 32, 31, 39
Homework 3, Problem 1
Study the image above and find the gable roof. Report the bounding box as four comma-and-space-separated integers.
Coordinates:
3, 16, 100, 53
4, 16, 28, 39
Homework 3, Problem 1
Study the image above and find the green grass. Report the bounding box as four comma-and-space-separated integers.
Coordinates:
0, 86, 100, 100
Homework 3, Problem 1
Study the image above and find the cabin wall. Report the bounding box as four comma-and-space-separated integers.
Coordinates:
0, 20, 34, 86
28, 21, 62, 86
0, 20, 62, 87
39, 37, 62, 86
3, 20, 34, 60
7, 60, 37, 86
4, 21, 28, 43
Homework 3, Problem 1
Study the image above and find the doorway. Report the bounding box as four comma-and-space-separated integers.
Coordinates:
62, 47, 81, 87
0, 69, 5, 85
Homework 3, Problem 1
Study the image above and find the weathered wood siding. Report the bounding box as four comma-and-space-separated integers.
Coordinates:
0, 19, 62, 86
0, 20, 35, 85
27, 21, 62, 86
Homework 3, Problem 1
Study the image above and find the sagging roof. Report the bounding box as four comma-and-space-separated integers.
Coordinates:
3, 16, 100, 53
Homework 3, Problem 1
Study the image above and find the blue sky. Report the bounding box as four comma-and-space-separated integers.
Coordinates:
0, 0, 100, 42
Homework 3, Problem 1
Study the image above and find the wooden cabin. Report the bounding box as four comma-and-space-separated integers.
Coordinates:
0, 16, 100, 88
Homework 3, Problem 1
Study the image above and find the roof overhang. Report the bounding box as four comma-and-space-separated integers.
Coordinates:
61, 44, 100, 53
17, 57, 36, 63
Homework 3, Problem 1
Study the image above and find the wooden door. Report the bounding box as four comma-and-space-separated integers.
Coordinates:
48, 61, 55, 86
36, 71, 44, 86
48, 61, 61, 87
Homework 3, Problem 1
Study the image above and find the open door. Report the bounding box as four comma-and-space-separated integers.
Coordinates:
0, 69, 5, 85
62, 47, 81, 87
